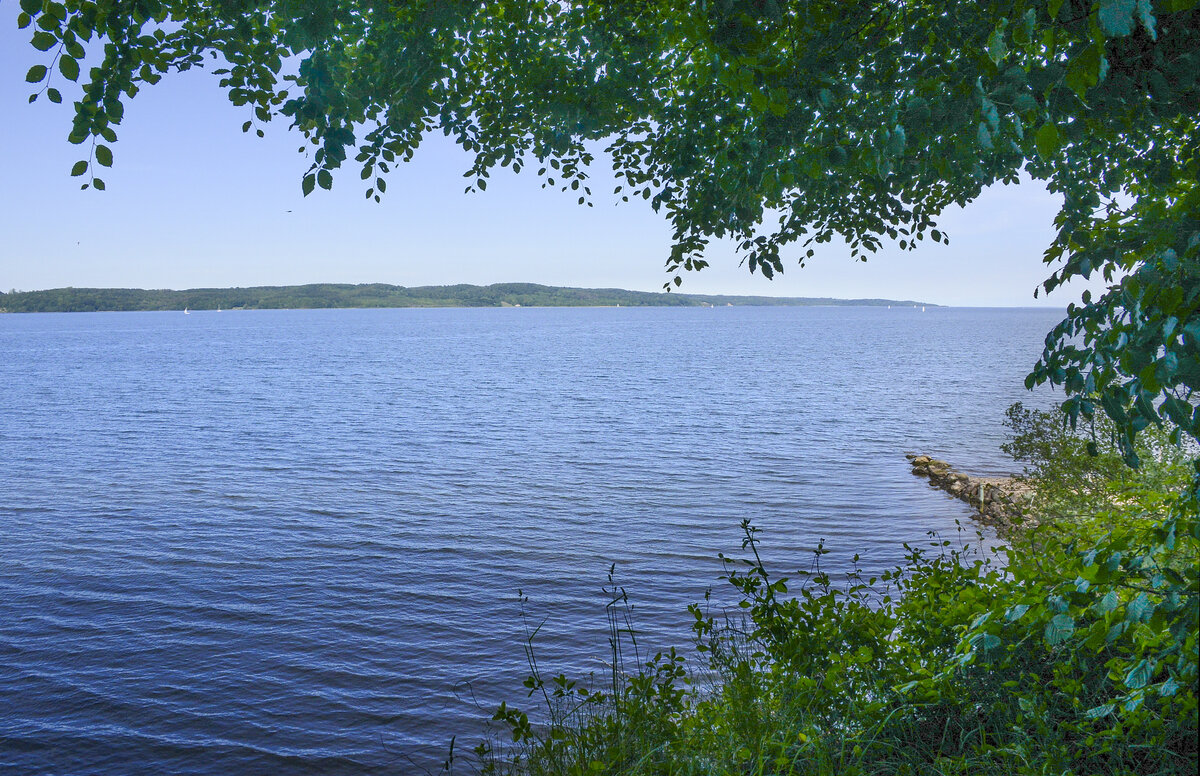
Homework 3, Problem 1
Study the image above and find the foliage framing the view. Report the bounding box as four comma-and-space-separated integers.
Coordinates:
13, 3, 1200, 774
15, 1, 1200, 451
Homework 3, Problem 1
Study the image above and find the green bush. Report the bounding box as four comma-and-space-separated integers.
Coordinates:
473, 416, 1199, 775
1002, 401, 1195, 525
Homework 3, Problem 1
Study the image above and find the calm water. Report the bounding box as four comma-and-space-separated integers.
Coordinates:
0, 306, 1062, 774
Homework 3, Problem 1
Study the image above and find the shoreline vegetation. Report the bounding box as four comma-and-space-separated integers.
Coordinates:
0, 283, 936, 314
475, 403, 1198, 775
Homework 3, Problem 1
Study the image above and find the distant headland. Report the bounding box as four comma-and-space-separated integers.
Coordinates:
0, 283, 939, 313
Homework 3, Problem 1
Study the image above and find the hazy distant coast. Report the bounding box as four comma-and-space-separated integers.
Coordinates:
0, 283, 938, 313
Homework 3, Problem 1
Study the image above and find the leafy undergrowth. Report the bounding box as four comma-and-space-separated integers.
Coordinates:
465, 414, 1199, 776
1003, 402, 1197, 527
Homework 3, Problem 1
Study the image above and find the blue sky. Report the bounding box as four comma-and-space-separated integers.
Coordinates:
0, 14, 1111, 306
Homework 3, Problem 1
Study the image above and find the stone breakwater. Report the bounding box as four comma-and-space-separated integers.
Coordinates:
906, 453, 1032, 530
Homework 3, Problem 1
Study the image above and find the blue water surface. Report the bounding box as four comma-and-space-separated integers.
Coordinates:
0, 306, 1062, 774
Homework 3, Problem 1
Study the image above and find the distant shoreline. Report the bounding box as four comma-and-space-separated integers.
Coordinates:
0, 283, 939, 314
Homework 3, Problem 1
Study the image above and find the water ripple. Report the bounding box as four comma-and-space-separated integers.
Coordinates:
0, 306, 1062, 773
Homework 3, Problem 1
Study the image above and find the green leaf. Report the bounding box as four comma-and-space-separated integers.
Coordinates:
1162, 396, 1190, 426
92, 177, 105, 191
976, 122, 993, 150
980, 96, 999, 132
1044, 613, 1074, 645
1098, 0, 1137, 37
1035, 123, 1060, 161
971, 633, 1001, 652
47, 87, 61, 103
1125, 593, 1153, 623
70, 160, 87, 177
25, 64, 48, 83
1135, 0, 1157, 40
1124, 659, 1152, 690
1005, 604, 1029, 622
1015, 9, 1037, 46
302, 173, 315, 196
1085, 703, 1114, 719
317, 169, 332, 190
95, 145, 113, 167
59, 55, 79, 81
986, 25, 1007, 66
1065, 44, 1103, 96
1095, 590, 1120, 614
31, 31, 57, 51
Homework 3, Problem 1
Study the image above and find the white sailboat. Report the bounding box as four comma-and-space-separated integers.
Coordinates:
184, 307, 190, 315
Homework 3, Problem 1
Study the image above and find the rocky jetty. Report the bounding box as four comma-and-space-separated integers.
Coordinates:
906, 453, 1032, 530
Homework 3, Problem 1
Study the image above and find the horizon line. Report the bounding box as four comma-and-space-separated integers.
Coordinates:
0, 280, 1068, 309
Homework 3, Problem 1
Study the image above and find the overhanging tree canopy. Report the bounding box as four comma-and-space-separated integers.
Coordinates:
16, 0, 1200, 460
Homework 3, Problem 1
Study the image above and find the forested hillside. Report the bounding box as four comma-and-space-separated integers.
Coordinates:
0, 283, 932, 312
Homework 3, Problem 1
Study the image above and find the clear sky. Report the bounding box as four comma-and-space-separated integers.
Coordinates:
0, 13, 1111, 306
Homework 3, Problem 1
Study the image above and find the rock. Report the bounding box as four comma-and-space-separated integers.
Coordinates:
906, 454, 1027, 532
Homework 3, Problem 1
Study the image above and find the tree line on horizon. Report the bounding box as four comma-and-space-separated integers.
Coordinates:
0, 283, 932, 313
